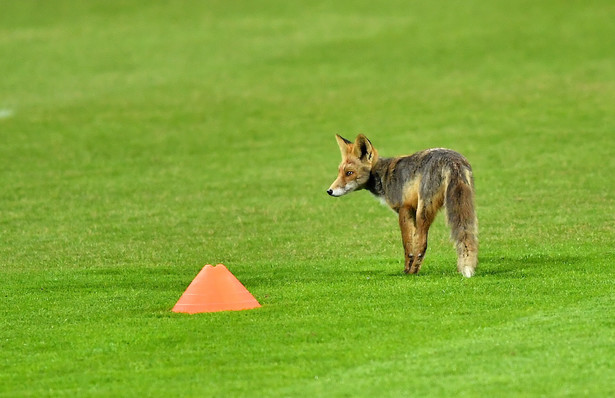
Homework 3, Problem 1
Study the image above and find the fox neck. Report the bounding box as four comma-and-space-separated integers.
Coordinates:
365, 157, 392, 199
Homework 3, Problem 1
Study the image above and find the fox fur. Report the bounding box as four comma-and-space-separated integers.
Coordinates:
327, 134, 478, 277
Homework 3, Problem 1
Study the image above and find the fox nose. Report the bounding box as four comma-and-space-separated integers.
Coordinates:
327, 189, 333, 196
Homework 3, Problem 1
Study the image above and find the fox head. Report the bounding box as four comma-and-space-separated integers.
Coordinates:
327, 134, 378, 197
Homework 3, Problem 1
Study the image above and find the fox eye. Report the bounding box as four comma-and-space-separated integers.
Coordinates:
345, 171, 354, 176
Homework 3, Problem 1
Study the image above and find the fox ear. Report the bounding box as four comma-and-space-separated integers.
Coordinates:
335, 134, 352, 156
353, 134, 375, 162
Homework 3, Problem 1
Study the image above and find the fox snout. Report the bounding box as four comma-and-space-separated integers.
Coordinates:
327, 179, 358, 197
326, 185, 344, 197
326, 187, 345, 197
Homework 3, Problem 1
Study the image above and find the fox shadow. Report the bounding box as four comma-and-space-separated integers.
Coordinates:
352, 253, 584, 279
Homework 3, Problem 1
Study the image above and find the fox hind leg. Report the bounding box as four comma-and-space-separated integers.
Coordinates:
408, 200, 437, 274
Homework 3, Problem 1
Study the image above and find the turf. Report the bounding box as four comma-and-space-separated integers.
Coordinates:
1, 0, 614, 396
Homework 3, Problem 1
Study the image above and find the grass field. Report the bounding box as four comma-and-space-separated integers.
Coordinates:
2, 0, 615, 396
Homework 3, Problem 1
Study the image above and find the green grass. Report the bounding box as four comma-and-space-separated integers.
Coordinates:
1, 0, 614, 396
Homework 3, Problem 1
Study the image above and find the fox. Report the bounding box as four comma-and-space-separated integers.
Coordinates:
327, 134, 478, 277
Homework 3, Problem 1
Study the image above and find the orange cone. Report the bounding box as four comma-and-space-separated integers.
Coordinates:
172, 264, 261, 314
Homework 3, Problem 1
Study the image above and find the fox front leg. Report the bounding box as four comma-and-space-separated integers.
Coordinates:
398, 207, 416, 274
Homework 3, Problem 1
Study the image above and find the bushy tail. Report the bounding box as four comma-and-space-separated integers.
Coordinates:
446, 168, 478, 277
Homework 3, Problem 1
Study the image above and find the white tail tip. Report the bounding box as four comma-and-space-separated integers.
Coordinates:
461, 266, 475, 278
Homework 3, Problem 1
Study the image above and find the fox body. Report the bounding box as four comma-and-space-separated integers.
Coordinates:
327, 134, 478, 277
